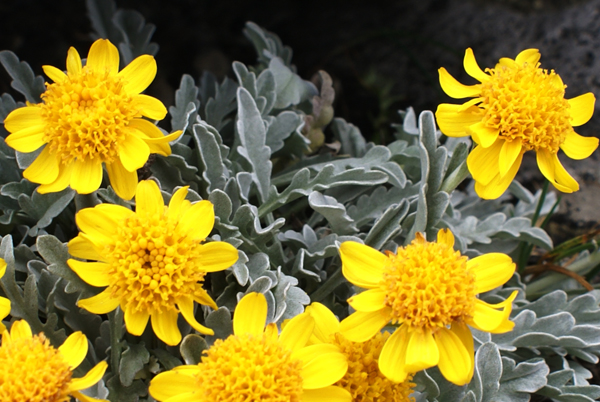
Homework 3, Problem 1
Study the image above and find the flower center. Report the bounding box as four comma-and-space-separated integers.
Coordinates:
40, 66, 139, 164
333, 332, 415, 402
479, 61, 573, 153
104, 209, 206, 314
381, 235, 476, 330
0, 333, 72, 402
194, 333, 304, 401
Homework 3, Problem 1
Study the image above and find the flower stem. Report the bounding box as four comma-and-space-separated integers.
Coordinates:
518, 180, 550, 272
108, 308, 124, 374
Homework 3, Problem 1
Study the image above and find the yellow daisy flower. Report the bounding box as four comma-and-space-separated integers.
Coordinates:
0, 259, 11, 333
306, 302, 415, 402
339, 229, 518, 386
0, 319, 108, 402
148, 292, 352, 402
67, 179, 238, 346
435, 48, 598, 199
3, 38, 182, 200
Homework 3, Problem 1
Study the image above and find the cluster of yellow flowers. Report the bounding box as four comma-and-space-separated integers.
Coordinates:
0, 38, 595, 401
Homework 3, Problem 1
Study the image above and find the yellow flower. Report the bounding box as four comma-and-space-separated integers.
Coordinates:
306, 302, 415, 402
0, 259, 11, 333
339, 229, 517, 386
148, 292, 352, 402
3, 38, 182, 200
0, 319, 108, 402
67, 180, 238, 346
435, 48, 598, 199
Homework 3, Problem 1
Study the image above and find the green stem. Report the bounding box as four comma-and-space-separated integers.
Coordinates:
518, 180, 549, 272
108, 309, 124, 374
309, 268, 346, 302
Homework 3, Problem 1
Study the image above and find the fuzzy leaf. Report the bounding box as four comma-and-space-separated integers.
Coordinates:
180, 334, 208, 365
269, 57, 317, 109
119, 342, 150, 387
170, 74, 199, 134
86, 0, 124, 44
112, 8, 159, 64
330, 118, 367, 158
243, 21, 293, 66
193, 122, 230, 192
0, 51, 45, 103
308, 191, 358, 235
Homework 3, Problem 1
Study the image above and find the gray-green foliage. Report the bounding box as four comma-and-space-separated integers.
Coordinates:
0, 2, 599, 401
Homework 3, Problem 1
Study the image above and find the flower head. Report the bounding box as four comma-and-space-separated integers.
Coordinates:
149, 292, 352, 402
0, 259, 11, 333
0, 320, 108, 402
435, 48, 598, 199
4, 39, 182, 200
339, 229, 517, 385
306, 302, 415, 402
68, 179, 238, 346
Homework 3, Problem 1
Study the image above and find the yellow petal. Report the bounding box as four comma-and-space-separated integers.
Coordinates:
438, 67, 481, 99
167, 186, 189, 220
71, 390, 108, 402
302, 386, 352, 402
347, 288, 387, 312
192, 284, 218, 310
405, 327, 439, 372
87, 39, 119, 75
280, 312, 315, 352
470, 299, 513, 332
0, 297, 10, 322
469, 121, 499, 148
68, 235, 104, 261
467, 139, 503, 186
474, 149, 523, 200
305, 302, 340, 343
197, 242, 238, 272
67, 260, 111, 287
69, 361, 108, 391
128, 118, 171, 156
75, 207, 120, 244
378, 325, 410, 383
568, 93, 595, 127
70, 158, 103, 194
119, 133, 151, 172
78, 289, 120, 314
339, 241, 385, 289
4, 105, 44, 132
178, 296, 214, 335
233, 292, 267, 337
4, 125, 46, 152
135, 180, 164, 217
42, 65, 67, 83
124, 307, 150, 336
66, 47, 82, 76
23, 146, 60, 184
10, 320, 32, 340
437, 228, 455, 247
118, 54, 157, 95
536, 149, 578, 193
499, 140, 523, 177
468, 253, 515, 294
560, 130, 599, 160
463, 48, 490, 82
514, 49, 541, 65
435, 327, 473, 386
37, 161, 74, 194
148, 370, 198, 401
151, 309, 182, 346
296, 344, 348, 389
450, 322, 475, 381
0, 258, 5, 278
487, 290, 518, 334
134, 94, 168, 120
106, 158, 138, 201
178, 200, 215, 240
58, 331, 88, 369
339, 308, 391, 343
435, 103, 484, 137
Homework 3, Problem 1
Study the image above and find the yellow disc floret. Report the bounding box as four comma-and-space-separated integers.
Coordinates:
479, 61, 572, 153
381, 233, 476, 329
41, 67, 137, 164
193, 333, 304, 401
0, 333, 72, 402
333, 332, 415, 402
105, 208, 207, 314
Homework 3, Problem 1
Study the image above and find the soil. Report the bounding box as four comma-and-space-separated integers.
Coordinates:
1, 0, 599, 245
